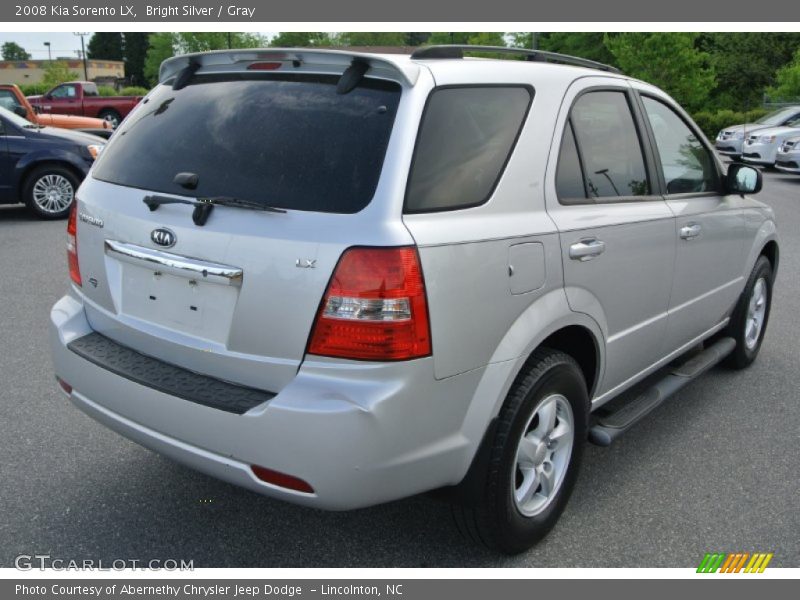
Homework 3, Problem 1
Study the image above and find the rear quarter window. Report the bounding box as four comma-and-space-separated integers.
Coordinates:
92, 74, 401, 214
404, 86, 533, 213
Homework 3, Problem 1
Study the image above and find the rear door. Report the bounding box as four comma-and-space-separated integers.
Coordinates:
635, 91, 745, 352
546, 80, 676, 399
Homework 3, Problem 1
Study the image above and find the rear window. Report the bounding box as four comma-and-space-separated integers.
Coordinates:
404, 86, 532, 213
92, 74, 401, 214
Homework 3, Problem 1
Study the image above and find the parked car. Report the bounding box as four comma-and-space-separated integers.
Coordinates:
27, 81, 142, 127
775, 136, 800, 174
715, 105, 800, 159
0, 84, 113, 139
50, 47, 778, 554
0, 105, 104, 218
742, 121, 800, 167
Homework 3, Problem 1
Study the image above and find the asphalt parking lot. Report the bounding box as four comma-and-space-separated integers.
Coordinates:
1, 171, 798, 568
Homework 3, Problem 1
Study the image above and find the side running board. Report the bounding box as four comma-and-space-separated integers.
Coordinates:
589, 337, 736, 446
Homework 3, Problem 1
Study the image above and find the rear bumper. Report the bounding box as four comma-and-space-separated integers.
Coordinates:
50, 291, 488, 510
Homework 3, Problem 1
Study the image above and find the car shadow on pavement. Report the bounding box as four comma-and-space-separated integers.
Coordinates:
0, 204, 34, 221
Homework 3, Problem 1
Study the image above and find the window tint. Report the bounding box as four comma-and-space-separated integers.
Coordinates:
642, 96, 718, 194
0, 90, 21, 112
556, 120, 587, 203
405, 86, 531, 212
570, 91, 649, 200
92, 74, 401, 214
51, 85, 76, 99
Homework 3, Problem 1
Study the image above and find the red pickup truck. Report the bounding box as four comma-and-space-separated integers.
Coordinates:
27, 81, 142, 127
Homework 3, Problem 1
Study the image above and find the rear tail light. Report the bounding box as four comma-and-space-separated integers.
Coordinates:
308, 246, 431, 361
67, 201, 81, 286
251, 465, 314, 494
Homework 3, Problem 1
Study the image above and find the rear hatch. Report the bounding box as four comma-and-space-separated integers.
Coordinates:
74, 65, 410, 392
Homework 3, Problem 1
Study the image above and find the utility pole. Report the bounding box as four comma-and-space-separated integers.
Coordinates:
531, 32, 538, 50
44, 41, 51, 62
74, 32, 89, 80
227, 32, 232, 49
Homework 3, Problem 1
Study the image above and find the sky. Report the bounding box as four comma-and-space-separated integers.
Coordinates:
0, 32, 284, 60
0, 32, 95, 59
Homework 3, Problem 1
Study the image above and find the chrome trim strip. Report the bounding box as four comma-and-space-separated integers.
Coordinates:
104, 239, 243, 287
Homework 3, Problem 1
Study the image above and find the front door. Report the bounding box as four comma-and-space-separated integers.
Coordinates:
546, 83, 677, 400
637, 93, 745, 352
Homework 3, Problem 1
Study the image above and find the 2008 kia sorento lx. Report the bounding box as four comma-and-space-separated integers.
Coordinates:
50, 46, 778, 554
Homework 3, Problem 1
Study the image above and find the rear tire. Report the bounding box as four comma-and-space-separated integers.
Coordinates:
98, 109, 121, 127
722, 255, 773, 369
452, 348, 588, 554
23, 164, 79, 219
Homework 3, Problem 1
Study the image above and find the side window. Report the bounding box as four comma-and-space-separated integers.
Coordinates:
51, 85, 76, 99
0, 90, 20, 112
556, 120, 587, 203
405, 86, 532, 213
565, 90, 650, 202
642, 96, 718, 194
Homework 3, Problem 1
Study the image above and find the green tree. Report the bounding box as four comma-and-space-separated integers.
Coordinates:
123, 32, 150, 86
269, 32, 334, 47
42, 61, 79, 87
766, 48, 800, 101
335, 32, 407, 46
87, 32, 123, 60
427, 32, 506, 46
2, 41, 31, 60
605, 33, 715, 112
144, 32, 266, 85
509, 32, 617, 66
405, 33, 431, 46
699, 33, 800, 109
143, 33, 175, 85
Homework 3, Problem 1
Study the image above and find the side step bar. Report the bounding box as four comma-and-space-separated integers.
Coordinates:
589, 337, 736, 446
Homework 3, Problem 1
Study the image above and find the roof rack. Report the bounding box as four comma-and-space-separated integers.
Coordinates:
410, 45, 622, 74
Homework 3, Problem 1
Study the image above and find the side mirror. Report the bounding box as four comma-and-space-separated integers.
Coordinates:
12, 105, 27, 118
726, 163, 762, 196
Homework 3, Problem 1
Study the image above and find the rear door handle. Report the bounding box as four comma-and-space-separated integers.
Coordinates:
569, 239, 606, 261
679, 223, 702, 240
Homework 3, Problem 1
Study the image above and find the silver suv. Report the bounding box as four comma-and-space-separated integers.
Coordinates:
50, 46, 779, 554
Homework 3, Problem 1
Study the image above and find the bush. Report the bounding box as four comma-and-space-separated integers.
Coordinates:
119, 86, 149, 96
691, 108, 770, 140
19, 83, 50, 96
97, 85, 117, 97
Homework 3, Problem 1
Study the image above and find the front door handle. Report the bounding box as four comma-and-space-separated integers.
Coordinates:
569, 239, 606, 261
679, 223, 702, 240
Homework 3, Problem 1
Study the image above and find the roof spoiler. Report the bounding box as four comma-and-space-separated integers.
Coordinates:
159, 48, 421, 87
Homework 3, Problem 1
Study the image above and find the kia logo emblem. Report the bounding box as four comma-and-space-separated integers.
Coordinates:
151, 228, 176, 248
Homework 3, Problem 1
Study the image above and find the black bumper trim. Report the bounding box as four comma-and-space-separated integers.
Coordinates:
67, 332, 275, 414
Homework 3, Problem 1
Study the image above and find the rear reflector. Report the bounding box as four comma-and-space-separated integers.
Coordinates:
67, 202, 81, 286
307, 246, 431, 361
56, 377, 72, 395
251, 465, 314, 494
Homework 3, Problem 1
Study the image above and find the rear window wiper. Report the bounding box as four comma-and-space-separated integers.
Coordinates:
143, 194, 286, 226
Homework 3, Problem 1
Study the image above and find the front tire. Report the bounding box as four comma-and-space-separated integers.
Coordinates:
453, 349, 588, 554
723, 255, 773, 369
23, 164, 79, 219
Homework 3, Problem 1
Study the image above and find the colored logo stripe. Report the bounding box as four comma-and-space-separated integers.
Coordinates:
697, 552, 773, 573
